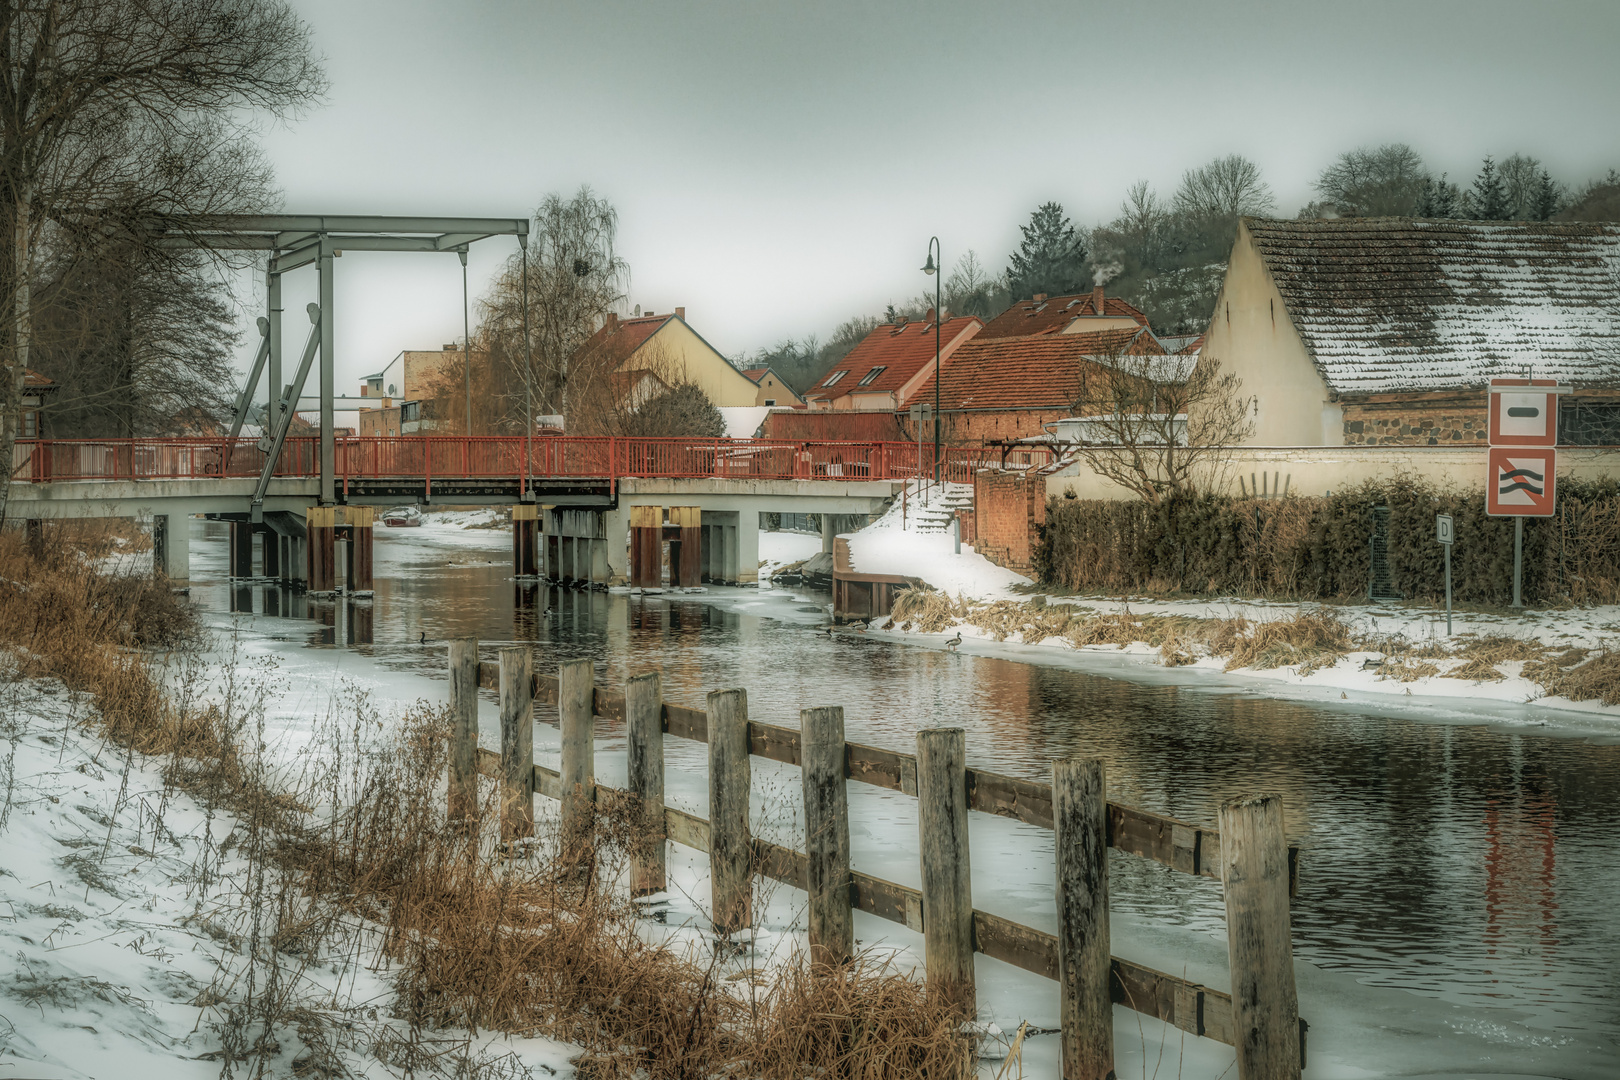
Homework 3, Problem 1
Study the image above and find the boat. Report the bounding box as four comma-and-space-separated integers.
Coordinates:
381, 505, 423, 528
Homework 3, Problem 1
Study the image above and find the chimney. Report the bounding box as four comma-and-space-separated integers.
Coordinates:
1033, 293, 1047, 304
675, 306, 685, 321
1092, 285, 1105, 314
605, 312, 619, 333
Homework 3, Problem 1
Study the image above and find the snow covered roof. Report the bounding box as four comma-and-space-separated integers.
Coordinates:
977, 286, 1149, 339
1244, 218, 1620, 395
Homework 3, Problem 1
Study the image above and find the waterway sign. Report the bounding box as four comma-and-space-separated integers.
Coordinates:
1486, 447, 1557, 517
1487, 377, 1565, 446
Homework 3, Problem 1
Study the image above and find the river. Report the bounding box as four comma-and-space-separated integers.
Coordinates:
188, 520, 1620, 1079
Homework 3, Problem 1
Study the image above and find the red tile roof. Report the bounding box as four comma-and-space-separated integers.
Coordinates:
577, 313, 674, 366
977, 287, 1149, 339
911, 327, 1164, 411
741, 367, 769, 383
24, 369, 55, 390
807, 316, 982, 403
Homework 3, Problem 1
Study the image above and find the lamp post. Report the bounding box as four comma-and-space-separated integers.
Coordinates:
922, 237, 942, 483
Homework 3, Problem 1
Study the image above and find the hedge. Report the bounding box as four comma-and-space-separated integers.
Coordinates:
1033, 476, 1620, 605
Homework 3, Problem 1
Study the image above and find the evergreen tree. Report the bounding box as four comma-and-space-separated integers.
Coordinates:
1467, 157, 1510, 220
1414, 174, 1462, 218
1005, 202, 1088, 300
1532, 170, 1562, 220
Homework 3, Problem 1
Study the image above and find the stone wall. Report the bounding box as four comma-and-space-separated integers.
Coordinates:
1340, 396, 1487, 446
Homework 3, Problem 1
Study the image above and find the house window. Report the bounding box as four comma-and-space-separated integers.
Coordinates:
1560, 401, 1620, 445
822, 370, 849, 386
23, 411, 36, 438
857, 366, 887, 386
764, 398, 776, 406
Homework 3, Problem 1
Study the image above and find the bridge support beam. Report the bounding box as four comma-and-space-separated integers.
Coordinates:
151, 514, 190, 584
261, 527, 281, 578
346, 506, 374, 595
307, 506, 338, 594
629, 505, 662, 588
229, 522, 255, 578
513, 503, 540, 578
672, 506, 702, 587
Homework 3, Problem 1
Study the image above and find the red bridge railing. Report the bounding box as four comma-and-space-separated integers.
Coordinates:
16, 437, 1055, 487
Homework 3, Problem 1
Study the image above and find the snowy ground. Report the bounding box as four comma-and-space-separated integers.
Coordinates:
842, 483, 1030, 599
0, 669, 579, 1080
756, 529, 821, 581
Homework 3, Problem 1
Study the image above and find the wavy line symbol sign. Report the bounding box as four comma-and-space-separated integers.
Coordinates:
1487, 447, 1556, 516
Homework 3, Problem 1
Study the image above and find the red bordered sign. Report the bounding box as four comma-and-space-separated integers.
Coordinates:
1488, 378, 1559, 446
1486, 447, 1557, 516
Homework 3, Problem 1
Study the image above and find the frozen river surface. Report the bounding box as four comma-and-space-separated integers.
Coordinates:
190, 521, 1620, 1079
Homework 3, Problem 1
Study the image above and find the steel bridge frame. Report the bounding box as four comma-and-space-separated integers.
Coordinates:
150, 215, 529, 512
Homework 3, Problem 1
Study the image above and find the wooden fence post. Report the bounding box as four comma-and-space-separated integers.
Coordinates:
559, 658, 596, 854
1053, 756, 1113, 1079
626, 671, 665, 895
707, 688, 752, 936
448, 639, 479, 825
498, 647, 534, 841
916, 727, 975, 1014
801, 705, 853, 967
1219, 794, 1301, 1080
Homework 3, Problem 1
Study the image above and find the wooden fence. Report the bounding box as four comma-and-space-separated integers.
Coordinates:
445, 642, 1308, 1080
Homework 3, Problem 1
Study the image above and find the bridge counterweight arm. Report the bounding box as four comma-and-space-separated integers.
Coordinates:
228, 319, 272, 444
254, 303, 322, 507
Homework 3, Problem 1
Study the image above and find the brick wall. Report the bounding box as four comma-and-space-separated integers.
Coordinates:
971, 470, 1045, 574
1340, 395, 1487, 446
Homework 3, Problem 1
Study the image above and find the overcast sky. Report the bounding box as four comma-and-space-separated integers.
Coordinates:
244, 0, 1620, 390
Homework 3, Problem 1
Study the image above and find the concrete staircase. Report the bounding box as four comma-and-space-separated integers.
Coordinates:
882, 480, 974, 534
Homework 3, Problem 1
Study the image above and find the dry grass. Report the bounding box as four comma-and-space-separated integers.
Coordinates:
0, 532, 977, 1079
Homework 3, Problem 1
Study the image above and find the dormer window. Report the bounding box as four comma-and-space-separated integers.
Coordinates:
822, 370, 849, 386
857, 366, 887, 386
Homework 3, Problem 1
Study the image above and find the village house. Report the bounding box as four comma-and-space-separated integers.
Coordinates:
974, 285, 1148, 339
1203, 218, 1620, 448
804, 311, 982, 411
357, 344, 469, 437
739, 365, 805, 407
577, 308, 761, 408
909, 323, 1170, 445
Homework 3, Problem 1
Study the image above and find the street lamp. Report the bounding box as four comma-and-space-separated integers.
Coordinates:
922, 237, 941, 483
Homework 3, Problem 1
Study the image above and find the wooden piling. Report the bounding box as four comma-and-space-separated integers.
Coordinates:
626, 671, 666, 895
498, 647, 534, 841
1219, 794, 1301, 1080
707, 688, 752, 936
801, 705, 853, 967
1053, 756, 1113, 1079
916, 727, 975, 1013
448, 639, 480, 824
559, 658, 596, 850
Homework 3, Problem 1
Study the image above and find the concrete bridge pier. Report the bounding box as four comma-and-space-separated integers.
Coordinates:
228, 522, 254, 578
513, 504, 540, 578
151, 514, 190, 584
671, 506, 702, 587
629, 505, 662, 588
263, 511, 307, 589
700, 510, 759, 586
545, 507, 609, 587
306, 506, 373, 595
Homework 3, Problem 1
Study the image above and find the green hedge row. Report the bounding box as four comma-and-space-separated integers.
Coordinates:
1033, 477, 1620, 605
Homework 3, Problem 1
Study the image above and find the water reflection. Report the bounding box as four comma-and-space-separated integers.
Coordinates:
196, 546, 1620, 1051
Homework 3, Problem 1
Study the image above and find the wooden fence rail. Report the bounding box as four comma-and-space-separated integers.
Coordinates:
449, 645, 1307, 1080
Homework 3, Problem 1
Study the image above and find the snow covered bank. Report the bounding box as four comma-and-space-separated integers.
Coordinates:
869, 592, 1620, 718
842, 481, 1030, 600
0, 669, 578, 1080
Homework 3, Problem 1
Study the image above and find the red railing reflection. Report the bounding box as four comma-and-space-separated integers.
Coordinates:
15, 436, 1054, 485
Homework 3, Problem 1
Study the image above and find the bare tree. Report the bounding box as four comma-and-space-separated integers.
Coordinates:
1172, 154, 1276, 224
1, 0, 324, 521
1068, 346, 1255, 503
478, 187, 630, 430
564, 338, 723, 438
1311, 143, 1429, 217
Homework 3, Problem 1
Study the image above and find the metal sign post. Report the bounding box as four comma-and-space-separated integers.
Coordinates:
1436, 513, 1454, 635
